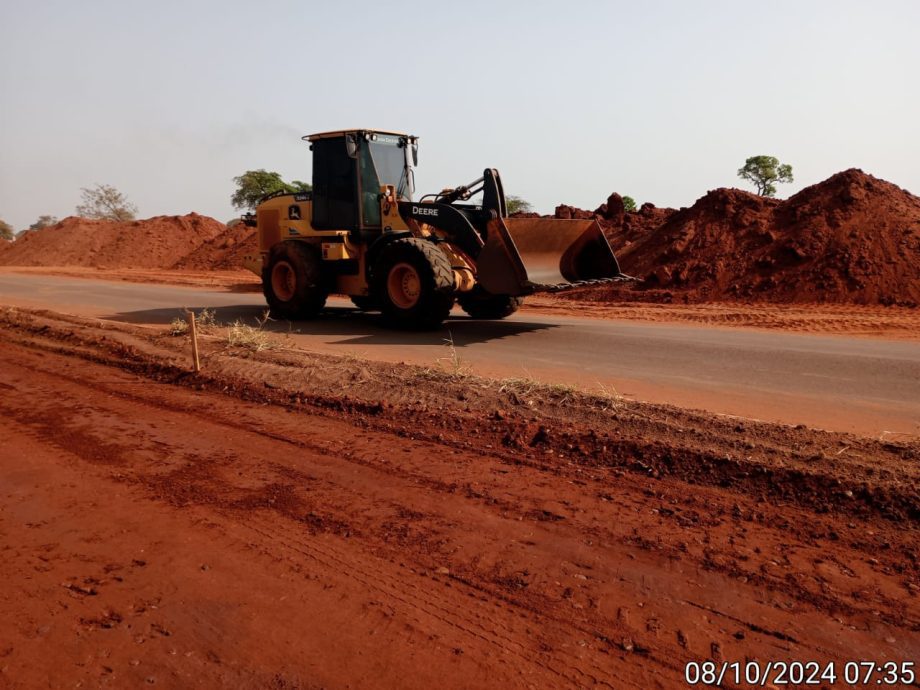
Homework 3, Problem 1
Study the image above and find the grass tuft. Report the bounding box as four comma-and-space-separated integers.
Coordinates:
169, 308, 218, 336
436, 332, 473, 379
227, 311, 277, 352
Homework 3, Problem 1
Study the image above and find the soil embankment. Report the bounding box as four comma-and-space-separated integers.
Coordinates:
0, 214, 229, 269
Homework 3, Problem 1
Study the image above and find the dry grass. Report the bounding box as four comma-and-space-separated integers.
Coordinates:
436, 332, 473, 379
226, 311, 278, 352
169, 308, 218, 336
169, 317, 189, 336
197, 308, 218, 328
493, 374, 625, 411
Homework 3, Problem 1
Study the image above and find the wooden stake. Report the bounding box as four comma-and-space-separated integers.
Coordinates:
186, 311, 201, 373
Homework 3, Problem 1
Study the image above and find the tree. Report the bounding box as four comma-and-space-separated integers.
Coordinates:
0, 219, 12, 241
76, 184, 138, 221
231, 170, 312, 211
737, 156, 793, 197
29, 215, 59, 231
622, 196, 637, 213
505, 195, 533, 214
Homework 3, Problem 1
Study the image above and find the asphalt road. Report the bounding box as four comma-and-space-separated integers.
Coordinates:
2, 272, 918, 436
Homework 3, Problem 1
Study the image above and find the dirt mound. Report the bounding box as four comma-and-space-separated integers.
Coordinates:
578, 169, 920, 305
615, 187, 780, 291
176, 221, 257, 271
611, 201, 677, 254
552, 194, 678, 254
0, 214, 227, 269
4, 169, 917, 306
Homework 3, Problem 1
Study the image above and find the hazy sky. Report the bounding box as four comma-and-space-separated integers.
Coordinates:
1, 0, 918, 229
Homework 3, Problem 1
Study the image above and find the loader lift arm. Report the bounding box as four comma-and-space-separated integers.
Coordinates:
403, 168, 624, 296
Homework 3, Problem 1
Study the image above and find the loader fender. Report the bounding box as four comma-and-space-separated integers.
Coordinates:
397, 201, 484, 258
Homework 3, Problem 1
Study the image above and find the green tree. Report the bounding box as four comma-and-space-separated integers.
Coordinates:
505, 195, 533, 214
76, 184, 138, 221
737, 156, 794, 197
622, 196, 637, 212
0, 219, 13, 241
29, 215, 59, 231
231, 170, 312, 211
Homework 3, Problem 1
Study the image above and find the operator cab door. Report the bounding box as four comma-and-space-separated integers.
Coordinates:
311, 136, 359, 231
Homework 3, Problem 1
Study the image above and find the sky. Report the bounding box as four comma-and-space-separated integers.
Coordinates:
1, 0, 919, 230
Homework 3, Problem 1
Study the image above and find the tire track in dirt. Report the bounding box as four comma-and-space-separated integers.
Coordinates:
3, 308, 917, 526
0, 343, 657, 687
1, 309, 918, 688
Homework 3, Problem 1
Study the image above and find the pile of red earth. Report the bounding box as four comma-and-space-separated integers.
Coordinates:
3, 169, 918, 306
559, 169, 920, 306
0, 214, 233, 270
175, 221, 257, 271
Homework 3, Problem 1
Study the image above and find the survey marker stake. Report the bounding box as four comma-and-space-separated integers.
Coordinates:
186, 310, 201, 373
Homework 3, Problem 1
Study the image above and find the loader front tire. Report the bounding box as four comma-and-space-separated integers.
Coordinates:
262, 241, 327, 320
373, 238, 455, 330
458, 288, 524, 320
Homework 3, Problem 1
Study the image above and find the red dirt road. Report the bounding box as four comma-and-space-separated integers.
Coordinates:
1, 317, 918, 688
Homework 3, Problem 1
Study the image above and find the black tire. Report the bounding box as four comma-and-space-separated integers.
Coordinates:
372, 238, 455, 330
350, 295, 378, 311
262, 241, 327, 319
458, 287, 524, 319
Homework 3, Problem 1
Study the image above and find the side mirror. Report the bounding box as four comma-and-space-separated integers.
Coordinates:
411, 140, 419, 166
345, 134, 357, 158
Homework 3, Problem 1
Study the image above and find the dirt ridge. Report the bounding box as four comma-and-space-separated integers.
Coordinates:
2, 307, 916, 524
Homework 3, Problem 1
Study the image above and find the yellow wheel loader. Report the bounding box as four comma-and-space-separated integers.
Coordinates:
243, 129, 625, 329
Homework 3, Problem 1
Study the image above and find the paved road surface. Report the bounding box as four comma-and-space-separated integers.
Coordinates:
1, 272, 917, 436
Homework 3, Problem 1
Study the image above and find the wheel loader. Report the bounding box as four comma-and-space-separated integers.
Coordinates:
242, 128, 625, 329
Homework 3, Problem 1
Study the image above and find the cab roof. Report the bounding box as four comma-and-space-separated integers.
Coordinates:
305, 128, 414, 142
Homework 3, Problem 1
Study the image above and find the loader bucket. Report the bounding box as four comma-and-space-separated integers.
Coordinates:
476, 217, 621, 296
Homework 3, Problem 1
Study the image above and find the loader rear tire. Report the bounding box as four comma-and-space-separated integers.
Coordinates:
262, 241, 327, 320
458, 288, 524, 320
373, 238, 455, 330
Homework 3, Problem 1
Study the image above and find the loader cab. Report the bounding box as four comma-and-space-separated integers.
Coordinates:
306, 129, 417, 233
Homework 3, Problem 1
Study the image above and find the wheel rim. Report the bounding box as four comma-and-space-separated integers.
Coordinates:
387, 263, 421, 309
271, 261, 297, 301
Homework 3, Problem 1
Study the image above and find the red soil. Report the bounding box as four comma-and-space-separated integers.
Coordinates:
0, 213, 228, 269
1, 309, 917, 687
4, 169, 918, 306
567, 170, 920, 306
175, 221, 257, 270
